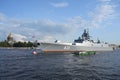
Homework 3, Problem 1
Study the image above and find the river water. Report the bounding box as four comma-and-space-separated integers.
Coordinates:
0, 49, 120, 80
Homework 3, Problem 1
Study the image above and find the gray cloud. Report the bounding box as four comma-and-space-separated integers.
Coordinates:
14, 33, 27, 42
0, 14, 74, 41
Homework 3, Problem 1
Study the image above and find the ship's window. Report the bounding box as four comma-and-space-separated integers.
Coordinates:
37, 43, 40, 45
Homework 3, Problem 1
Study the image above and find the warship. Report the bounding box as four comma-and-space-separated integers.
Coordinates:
35, 29, 113, 54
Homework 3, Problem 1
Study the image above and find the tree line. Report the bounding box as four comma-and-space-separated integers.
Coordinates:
0, 40, 35, 47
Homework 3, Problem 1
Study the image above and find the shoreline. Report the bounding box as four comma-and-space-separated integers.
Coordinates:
0, 47, 34, 49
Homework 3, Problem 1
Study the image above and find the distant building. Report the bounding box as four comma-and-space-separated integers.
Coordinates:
7, 33, 14, 42
7, 33, 14, 46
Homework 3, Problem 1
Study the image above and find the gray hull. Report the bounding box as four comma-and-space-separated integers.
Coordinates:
35, 29, 113, 53
36, 42, 113, 53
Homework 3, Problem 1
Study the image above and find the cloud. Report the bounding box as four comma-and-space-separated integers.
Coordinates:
21, 19, 70, 35
99, 0, 111, 2
14, 33, 27, 42
64, 2, 116, 29
38, 35, 55, 42
0, 13, 7, 22
50, 2, 69, 8
0, 13, 72, 42
88, 2, 115, 28
66, 16, 88, 28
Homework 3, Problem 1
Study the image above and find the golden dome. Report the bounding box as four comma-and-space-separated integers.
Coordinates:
7, 33, 13, 41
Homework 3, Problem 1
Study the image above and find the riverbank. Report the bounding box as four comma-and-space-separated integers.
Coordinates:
0, 47, 34, 49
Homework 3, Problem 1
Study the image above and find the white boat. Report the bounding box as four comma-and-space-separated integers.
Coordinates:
35, 29, 113, 53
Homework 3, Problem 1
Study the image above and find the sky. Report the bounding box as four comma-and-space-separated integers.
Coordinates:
0, 0, 120, 44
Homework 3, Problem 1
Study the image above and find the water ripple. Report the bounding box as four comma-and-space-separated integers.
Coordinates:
0, 49, 120, 80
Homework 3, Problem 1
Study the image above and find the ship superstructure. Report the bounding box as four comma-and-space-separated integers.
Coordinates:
35, 29, 113, 53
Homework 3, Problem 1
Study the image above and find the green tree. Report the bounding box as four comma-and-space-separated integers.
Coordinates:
13, 41, 34, 47
0, 40, 35, 47
0, 40, 10, 47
